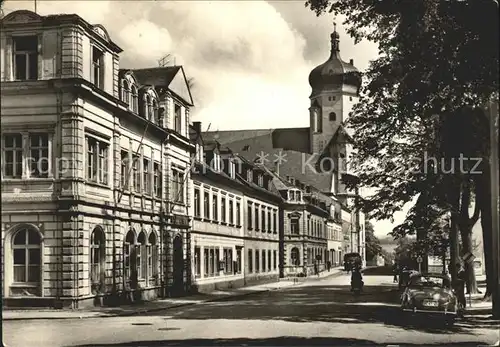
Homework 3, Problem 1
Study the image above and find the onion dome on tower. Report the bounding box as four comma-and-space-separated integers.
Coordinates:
308, 22, 362, 96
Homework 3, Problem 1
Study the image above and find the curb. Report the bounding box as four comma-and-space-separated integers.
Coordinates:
3, 288, 279, 321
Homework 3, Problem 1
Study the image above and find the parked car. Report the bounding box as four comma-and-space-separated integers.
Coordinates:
399, 268, 419, 290
400, 273, 459, 326
344, 253, 362, 272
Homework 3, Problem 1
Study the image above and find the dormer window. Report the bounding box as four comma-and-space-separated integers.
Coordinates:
152, 99, 159, 125
131, 85, 138, 113
297, 191, 302, 200
229, 160, 236, 179
212, 152, 221, 171
289, 191, 295, 201
258, 174, 263, 187
121, 80, 130, 105
147, 96, 153, 121
246, 169, 253, 182
91, 46, 104, 88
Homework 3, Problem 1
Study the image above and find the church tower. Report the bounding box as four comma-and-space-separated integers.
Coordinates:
307, 22, 361, 157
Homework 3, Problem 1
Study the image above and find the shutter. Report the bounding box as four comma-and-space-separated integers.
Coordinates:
42, 31, 58, 79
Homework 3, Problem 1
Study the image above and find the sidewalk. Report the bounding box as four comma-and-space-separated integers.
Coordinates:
2, 279, 304, 321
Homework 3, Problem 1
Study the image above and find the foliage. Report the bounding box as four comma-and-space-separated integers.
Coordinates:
305, 0, 498, 220
364, 221, 382, 260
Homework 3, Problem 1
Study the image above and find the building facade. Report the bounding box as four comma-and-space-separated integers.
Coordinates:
1, 10, 194, 308
203, 23, 367, 266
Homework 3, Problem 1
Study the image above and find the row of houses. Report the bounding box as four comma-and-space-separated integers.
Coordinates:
0, 10, 364, 309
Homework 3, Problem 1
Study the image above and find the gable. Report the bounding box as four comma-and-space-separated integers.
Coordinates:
169, 68, 193, 106
2, 10, 42, 24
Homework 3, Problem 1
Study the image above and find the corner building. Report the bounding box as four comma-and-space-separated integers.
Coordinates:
1, 10, 194, 308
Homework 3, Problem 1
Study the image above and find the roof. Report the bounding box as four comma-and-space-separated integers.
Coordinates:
211, 130, 334, 194
132, 67, 180, 87
206, 127, 310, 153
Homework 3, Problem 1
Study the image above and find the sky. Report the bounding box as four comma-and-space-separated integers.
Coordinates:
3, 0, 411, 238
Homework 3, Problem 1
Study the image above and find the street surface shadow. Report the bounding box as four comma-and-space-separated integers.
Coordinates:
362, 266, 394, 276
70, 336, 494, 347
144, 284, 496, 334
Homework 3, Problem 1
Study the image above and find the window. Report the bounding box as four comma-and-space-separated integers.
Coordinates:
194, 246, 201, 278
204, 248, 209, 277
248, 249, 253, 273
153, 162, 161, 198
236, 202, 241, 226
146, 95, 153, 121
267, 250, 271, 271
137, 232, 146, 280
123, 231, 135, 282
90, 227, 105, 288
86, 137, 108, 184
236, 248, 242, 274
255, 250, 260, 273
174, 104, 182, 133
261, 209, 266, 231
131, 85, 138, 113
132, 155, 140, 192
273, 250, 277, 270
262, 251, 266, 272
254, 205, 259, 231
267, 211, 271, 232
194, 189, 201, 217
3, 134, 22, 178
171, 168, 185, 203
121, 150, 129, 189
13, 36, 38, 80
143, 159, 150, 195
290, 247, 300, 266
152, 99, 159, 125
329, 112, 336, 121
92, 46, 104, 88
147, 232, 158, 282
122, 80, 130, 105
215, 248, 220, 276
204, 191, 210, 219
290, 218, 300, 234
30, 133, 49, 178
212, 194, 218, 221
229, 200, 234, 224
247, 203, 253, 229
12, 228, 41, 284
273, 211, 277, 234
246, 169, 252, 182
221, 197, 226, 223
258, 174, 263, 186
223, 248, 233, 274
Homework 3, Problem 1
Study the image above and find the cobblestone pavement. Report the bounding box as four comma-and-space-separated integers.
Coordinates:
3, 270, 499, 347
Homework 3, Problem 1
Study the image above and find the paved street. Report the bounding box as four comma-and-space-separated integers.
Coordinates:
3, 270, 499, 347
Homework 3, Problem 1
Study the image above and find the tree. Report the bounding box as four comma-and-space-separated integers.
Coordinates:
365, 221, 382, 261
305, 0, 498, 298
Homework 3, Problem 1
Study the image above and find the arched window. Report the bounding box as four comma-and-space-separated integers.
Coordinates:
329, 112, 336, 121
152, 99, 159, 125
147, 232, 158, 283
143, 95, 149, 120
13, 228, 41, 285
131, 85, 138, 113
290, 247, 300, 266
121, 79, 130, 105
123, 230, 135, 282
137, 231, 146, 280
90, 227, 106, 291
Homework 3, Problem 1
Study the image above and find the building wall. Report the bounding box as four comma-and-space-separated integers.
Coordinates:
243, 195, 280, 284
189, 179, 245, 292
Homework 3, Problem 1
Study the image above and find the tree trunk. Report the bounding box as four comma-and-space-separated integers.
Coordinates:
474, 159, 494, 298
458, 181, 480, 294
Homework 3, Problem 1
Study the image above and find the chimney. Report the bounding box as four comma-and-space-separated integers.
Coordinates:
192, 121, 202, 135
349, 59, 354, 65
274, 160, 280, 176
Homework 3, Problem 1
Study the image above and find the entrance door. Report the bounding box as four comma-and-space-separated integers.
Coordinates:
172, 234, 184, 295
